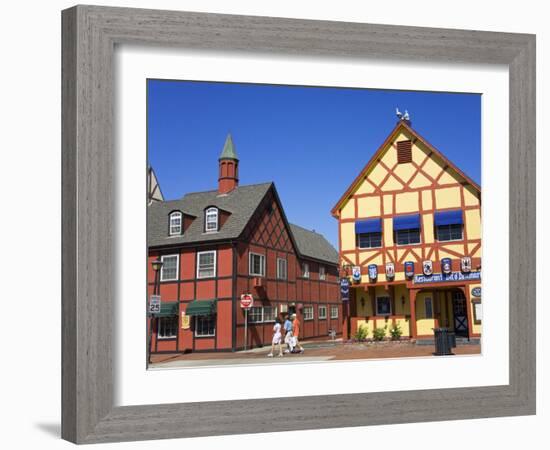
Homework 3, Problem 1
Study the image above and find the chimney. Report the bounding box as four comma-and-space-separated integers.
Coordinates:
218, 134, 239, 194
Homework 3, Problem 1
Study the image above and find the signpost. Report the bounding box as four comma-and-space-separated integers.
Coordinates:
240, 294, 254, 350
148, 294, 161, 365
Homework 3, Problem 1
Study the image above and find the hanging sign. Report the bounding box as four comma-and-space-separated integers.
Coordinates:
404, 261, 415, 278
181, 312, 190, 329
422, 260, 433, 276
471, 286, 482, 297
352, 266, 362, 283
461, 256, 472, 273
340, 278, 350, 302
385, 262, 395, 280
441, 258, 452, 274
368, 264, 378, 280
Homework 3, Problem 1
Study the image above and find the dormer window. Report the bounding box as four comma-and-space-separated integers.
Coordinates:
169, 211, 182, 236
205, 207, 219, 232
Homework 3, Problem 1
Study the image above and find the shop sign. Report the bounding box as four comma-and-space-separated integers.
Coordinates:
368, 264, 378, 280
149, 295, 161, 314
461, 256, 472, 273
404, 261, 415, 278
240, 293, 254, 309
340, 278, 350, 302
422, 260, 433, 276
413, 271, 481, 284
352, 266, 362, 283
441, 258, 452, 274
181, 313, 190, 330
471, 287, 482, 297
385, 262, 395, 280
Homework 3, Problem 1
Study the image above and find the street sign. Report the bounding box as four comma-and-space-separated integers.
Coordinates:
149, 295, 161, 314
240, 293, 254, 309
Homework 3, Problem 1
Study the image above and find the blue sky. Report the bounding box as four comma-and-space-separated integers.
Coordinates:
147, 79, 481, 248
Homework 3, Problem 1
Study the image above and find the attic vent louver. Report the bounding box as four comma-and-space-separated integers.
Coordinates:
397, 140, 412, 164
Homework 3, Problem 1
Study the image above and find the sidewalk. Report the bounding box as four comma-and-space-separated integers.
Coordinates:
150, 339, 481, 368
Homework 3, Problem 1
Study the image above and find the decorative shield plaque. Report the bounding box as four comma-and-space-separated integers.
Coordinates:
385, 262, 395, 279
404, 261, 415, 278
422, 260, 433, 276
368, 264, 378, 280
352, 266, 362, 283
461, 256, 472, 273
441, 258, 452, 274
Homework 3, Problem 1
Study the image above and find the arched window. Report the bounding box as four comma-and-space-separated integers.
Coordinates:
169, 211, 182, 236
205, 207, 219, 232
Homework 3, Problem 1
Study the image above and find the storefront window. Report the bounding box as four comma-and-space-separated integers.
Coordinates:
195, 315, 216, 336
376, 297, 392, 316
158, 316, 178, 339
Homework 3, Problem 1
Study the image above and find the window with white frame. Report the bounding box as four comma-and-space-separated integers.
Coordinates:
376, 296, 392, 316
319, 265, 326, 280
195, 315, 216, 336
249, 252, 265, 277
248, 306, 263, 323
303, 306, 314, 320
277, 258, 287, 280
205, 207, 219, 232
197, 251, 216, 278
302, 262, 310, 278
263, 306, 277, 322
318, 305, 327, 319
330, 305, 339, 319
158, 316, 178, 339
160, 255, 178, 281
169, 211, 182, 236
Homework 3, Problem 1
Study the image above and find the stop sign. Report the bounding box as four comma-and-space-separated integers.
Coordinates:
240, 293, 254, 309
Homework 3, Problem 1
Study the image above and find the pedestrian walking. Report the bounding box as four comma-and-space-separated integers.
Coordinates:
268, 317, 284, 357
283, 314, 294, 353
292, 313, 304, 353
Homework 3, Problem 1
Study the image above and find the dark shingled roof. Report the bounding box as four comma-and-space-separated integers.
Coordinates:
148, 182, 338, 265
289, 223, 338, 265
147, 183, 272, 247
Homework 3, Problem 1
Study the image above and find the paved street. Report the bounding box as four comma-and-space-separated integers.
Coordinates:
149, 340, 481, 369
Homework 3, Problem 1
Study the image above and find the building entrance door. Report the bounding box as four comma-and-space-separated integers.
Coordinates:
452, 291, 469, 337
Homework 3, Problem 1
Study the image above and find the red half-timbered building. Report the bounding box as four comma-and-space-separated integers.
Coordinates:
147, 135, 341, 354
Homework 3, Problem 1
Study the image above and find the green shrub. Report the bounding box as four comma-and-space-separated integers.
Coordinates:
354, 324, 368, 341
390, 323, 403, 340
373, 327, 386, 341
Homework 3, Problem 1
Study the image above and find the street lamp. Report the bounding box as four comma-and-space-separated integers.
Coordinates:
148, 258, 163, 365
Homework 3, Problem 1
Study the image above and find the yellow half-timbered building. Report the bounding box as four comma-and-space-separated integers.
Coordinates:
332, 118, 482, 343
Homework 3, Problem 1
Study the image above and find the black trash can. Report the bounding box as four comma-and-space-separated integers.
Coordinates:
433, 327, 454, 356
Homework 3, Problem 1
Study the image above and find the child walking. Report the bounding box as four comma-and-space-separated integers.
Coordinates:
268, 317, 284, 357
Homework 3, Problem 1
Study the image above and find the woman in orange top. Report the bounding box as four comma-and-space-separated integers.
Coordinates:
291, 313, 304, 353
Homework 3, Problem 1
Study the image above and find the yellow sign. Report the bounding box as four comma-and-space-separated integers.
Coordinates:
181, 313, 190, 329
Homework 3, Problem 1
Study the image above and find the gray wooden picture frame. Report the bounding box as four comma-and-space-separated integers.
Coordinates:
61, 5, 536, 444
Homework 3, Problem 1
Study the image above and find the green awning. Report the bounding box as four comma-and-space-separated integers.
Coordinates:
156, 302, 179, 317
185, 300, 216, 316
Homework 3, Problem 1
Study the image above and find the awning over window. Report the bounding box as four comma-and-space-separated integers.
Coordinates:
185, 299, 216, 316
434, 210, 463, 226
393, 214, 421, 231
355, 218, 382, 234
156, 302, 179, 317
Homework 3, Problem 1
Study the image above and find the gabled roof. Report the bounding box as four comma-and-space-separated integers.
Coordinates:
148, 181, 339, 265
147, 183, 272, 247
289, 224, 338, 265
331, 120, 481, 217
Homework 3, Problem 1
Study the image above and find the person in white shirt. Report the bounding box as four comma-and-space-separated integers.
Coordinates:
268, 317, 284, 357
